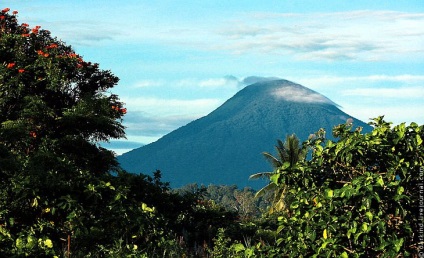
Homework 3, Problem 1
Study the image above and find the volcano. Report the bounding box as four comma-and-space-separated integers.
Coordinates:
118, 79, 371, 189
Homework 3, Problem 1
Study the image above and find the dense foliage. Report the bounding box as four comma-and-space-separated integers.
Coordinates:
174, 184, 273, 220
0, 7, 145, 256
225, 117, 423, 257
1, 8, 422, 257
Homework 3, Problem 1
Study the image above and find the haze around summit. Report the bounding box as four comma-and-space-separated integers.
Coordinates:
7, 1, 424, 154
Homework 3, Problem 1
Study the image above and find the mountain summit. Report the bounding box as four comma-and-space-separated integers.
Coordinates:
118, 79, 371, 188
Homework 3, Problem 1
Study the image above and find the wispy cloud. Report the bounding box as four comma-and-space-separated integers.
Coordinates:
342, 87, 424, 98
341, 104, 424, 125
131, 80, 165, 89
131, 77, 241, 90
124, 112, 197, 137
39, 20, 119, 46
271, 86, 334, 104
294, 74, 424, 89
174, 77, 241, 90
22, 7, 424, 62
123, 97, 223, 116
216, 10, 424, 61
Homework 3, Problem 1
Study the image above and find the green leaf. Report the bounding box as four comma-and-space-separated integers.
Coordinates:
339, 251, 349, 258
376, 176, 384, 187
365, 211, 373, 221
290, 201, 299, 209
393, 238, 404, 252
361, 223, 368, 232
354, 232, 363, 243
323, 229, 328, 239
16, 238, 24, 249
397, 186, 404, 195
326, 189, 334, 198
233, 243, 245, 252
270, 173, 280, 185
416, 134, 422, 146
26, 235, 36, 249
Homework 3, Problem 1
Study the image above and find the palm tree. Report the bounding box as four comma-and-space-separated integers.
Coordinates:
250, 134, 306, 213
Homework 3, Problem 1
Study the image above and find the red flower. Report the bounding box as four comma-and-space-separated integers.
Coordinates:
36, 50, 49, 57
0, 16, 4, 20
22, 23, 29, 27
120, 108, 127, 114
12, 10, 18, 15
29, 131, 37, 138
2, 8, 10, 13
32, 28, 39, 34
6, 63, 15, 69
46, 43, 58, 49
21, 34, 30, 37
18, 69, 25, 73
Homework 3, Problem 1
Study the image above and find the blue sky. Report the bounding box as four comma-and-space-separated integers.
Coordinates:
5, 0, 424, 154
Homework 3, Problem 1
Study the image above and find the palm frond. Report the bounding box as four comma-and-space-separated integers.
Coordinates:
254, 182, 277, 198
249, 171, 273, 180
262, 151, 282, 168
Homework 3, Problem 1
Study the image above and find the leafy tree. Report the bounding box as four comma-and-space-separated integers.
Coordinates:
247, 117, 423, 257
0, 8, 183, 257
251, 134, 306, 213
262, 134, 306, 168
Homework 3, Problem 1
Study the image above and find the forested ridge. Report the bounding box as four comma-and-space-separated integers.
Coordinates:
1, 9, 423, 257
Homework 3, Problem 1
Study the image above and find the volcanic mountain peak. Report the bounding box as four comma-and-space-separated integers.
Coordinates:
118, 79, 371, 189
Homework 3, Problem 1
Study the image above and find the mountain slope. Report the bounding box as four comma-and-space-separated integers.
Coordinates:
118, 79, 372, 189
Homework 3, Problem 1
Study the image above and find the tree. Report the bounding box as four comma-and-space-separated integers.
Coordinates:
0, 9, 181, 257
247, 117, 423, 257
262, 134, 306, 169
250, 134, 306, 213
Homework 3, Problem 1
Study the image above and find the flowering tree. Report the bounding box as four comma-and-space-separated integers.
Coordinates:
0, 8, 152, 256
0, 7, 126, 163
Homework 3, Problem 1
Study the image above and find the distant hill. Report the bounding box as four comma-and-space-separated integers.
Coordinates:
118, 79, 372, 189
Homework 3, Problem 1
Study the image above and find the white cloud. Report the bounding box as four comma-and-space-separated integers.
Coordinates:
341, 104, 424, 125
271, 86, 334, 104
120, 99, 221, 145
217, 10, 424, 61
293, 74, 424, 89
342, 87, 424, 98
132, 80, 165, 89
124, 113, 198, 137
199, 78, 235, 88
122, 97, 223, 116
174, 77, 240, 90
19, 7, 424, 62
